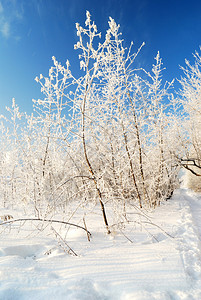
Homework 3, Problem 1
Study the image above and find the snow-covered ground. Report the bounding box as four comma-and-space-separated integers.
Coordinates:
0, 189, 201, 300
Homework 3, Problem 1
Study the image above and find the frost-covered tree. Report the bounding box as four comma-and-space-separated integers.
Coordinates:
178, 49, 201, 191
0, 11, 180, 234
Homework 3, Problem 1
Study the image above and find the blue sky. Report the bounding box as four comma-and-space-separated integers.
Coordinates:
0, 0, 201, 115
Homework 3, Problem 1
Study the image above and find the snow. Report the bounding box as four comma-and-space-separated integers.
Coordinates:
1, 189, 201, 299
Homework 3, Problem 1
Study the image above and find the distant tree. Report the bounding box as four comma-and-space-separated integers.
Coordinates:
178, 49, 201, 190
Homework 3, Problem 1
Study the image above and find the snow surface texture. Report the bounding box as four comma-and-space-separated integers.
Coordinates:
0, 189, 201, 300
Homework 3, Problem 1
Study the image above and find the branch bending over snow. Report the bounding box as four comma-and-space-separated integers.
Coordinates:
0, 218, 92, 237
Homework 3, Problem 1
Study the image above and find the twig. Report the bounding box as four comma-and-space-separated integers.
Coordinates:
119, 228, 133, 243
135, 220, 174, 239
83, 217, 91, 241
51, 226, 78, 256
57, 175, 95, 190
111, 219, 174, 239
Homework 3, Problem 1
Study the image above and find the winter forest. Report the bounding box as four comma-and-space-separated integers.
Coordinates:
1, 11, 201, 299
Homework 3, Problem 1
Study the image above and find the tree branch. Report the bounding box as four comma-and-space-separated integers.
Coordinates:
0, 218, 92, 236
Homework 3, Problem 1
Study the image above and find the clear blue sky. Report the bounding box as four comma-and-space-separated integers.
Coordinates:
0, 0, 201, 115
